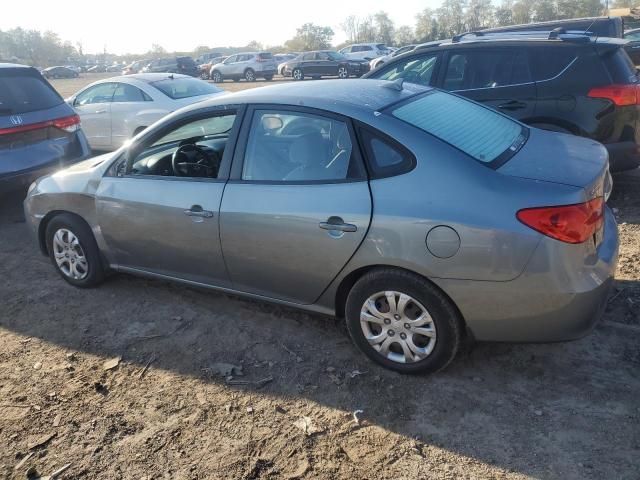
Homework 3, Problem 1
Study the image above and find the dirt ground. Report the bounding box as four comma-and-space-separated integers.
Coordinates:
0, 77, 639, 480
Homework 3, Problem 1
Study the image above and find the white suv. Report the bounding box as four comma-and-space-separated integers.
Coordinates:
338, 43, 391, 61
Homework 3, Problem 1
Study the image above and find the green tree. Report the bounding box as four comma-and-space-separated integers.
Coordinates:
374, 11, 396, 44
465, 0, 494, 30
533, 0, 557, 20
511, 0, 533, 24
284, 23, 334, 51
415, 8, 439, 41
394, 25, 416, 45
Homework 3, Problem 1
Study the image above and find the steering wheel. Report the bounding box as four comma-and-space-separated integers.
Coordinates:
171, 144, 217, 177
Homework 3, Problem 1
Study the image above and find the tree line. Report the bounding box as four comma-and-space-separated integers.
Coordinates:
0, 0, 632, 66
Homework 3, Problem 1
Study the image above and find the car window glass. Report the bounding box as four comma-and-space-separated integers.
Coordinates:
444, 50, 532, 90
318, 52, 330, 60
392, 91, 525, 164
224, 56, 236, 64
363, 46, 373, 51
302, 53, 314, 61
625, 31, 640, 40
129, 113, 236, 179
360, 128, 414, 178
374, 54, 438, 86
0, 71, 63, 114
113, 83, 147, 102
242, 110, 363, 182
75, 83, 117, 105
528, 47, 578, 81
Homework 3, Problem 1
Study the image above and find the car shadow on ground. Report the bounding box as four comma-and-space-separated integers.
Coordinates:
1, 173, 639, 479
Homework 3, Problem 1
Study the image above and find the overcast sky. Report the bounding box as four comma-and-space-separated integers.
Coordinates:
2, 0, 444, 54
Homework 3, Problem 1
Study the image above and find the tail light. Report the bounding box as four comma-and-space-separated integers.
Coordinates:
0, 114, 80, 136
517, 197, 604, 244
52, 114, 81, 132
587, 84, 639, 106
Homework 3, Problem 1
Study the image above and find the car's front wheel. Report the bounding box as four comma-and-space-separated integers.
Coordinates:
292, 68, 304, 81
345, 269, 462, 374
211, 71, 223, 83
45, 213, 105, 288
338, 66, 349, 79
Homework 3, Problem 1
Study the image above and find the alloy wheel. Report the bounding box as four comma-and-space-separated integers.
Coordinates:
245, 69, 255, 81
52, 228, 89, 280
338, 67, 349, 79
212, 72, 222, 83
360, 291, 437, 364
293, 69, 303, 80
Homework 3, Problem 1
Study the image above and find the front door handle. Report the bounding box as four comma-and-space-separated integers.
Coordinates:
319, 216, 357, 233
184, 205, 214, 218
497, 101, 527, 111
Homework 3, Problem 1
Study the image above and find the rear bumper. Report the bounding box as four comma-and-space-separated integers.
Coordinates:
604, 141, 640, 172
0, 133, 90, 194
435, 207, 619, 342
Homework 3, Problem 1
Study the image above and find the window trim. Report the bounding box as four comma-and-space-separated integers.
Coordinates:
74, 82, 118, 106
229, 104, 368, 185
104, 105, 246, 183
355, 122, 416, 179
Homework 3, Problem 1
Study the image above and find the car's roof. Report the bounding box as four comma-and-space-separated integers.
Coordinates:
200, 79, 428, 115
0, 62, 31, 69
119, 73, 192, 82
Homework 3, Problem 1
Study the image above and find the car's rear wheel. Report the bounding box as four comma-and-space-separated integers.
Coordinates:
345, 269, 462, 374
244, 69, 256, 82
200, 71, 209, 80
211, 71, 222, 83
292, 68, 304, 81
338, 66, 349, 79
45, 214, 105, 288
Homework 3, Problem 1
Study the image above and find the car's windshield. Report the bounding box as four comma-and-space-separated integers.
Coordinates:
390, 90, 526, 165
0, 69, 63, 114
328, 52, 347, 61
149, 77, 222, 99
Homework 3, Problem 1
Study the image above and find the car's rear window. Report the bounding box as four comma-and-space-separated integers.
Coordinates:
258, 53, 273, 60
149, 77, 222, 99
602, 48, 638, 84
390, 91, 526, 165
0, 69, 63, 114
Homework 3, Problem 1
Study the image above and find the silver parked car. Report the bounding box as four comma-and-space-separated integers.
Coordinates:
209, 52, 277, 82
23, 80, 618, 374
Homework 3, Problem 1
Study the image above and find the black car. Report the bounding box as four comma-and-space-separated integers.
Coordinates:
282, 51, 370, 80
364, 31, 640, 172
0, 63, 90, 193
42, 66, 78, 79
623, 28, 640, 65
481, 16, 624, 37
142, 56, 199, 77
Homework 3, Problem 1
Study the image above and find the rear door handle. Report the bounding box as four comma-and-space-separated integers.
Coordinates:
184, 205, 214, 218
497, 101, 527, 111
319, 216, 357, 233
94, 109, 108, 114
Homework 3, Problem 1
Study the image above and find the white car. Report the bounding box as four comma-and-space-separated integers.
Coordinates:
66, 73, 225, 150
369, 44, 417, 70
338, 43, 391, 61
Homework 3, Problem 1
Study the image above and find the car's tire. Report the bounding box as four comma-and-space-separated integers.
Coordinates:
292, 68, 304, 81
211, 71, 223, 83
244, 68, 256, 82
264, 74, 273, 81
338, 66, 349, 79
345, 268, 462, 374
200, 71, 209, 80
45, 213, 105, 288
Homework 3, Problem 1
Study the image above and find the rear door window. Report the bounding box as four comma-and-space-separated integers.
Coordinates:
113, 83, 151, 102
443, 49, 532, 90
390, 91, 527, 166
0, 69, 63, 114
258, 53, 273, 60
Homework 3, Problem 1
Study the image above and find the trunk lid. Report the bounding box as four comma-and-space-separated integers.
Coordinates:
498, 128, 611, 199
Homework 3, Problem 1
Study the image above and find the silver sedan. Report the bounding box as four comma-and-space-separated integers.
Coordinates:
24, 80, 619, 374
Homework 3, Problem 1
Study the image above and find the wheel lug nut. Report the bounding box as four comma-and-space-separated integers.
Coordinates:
388, 330, 395, 336
404, 323, 411, 329
384, 318, 391, 325
394, 314, 401, 320
400, 333, 407, 340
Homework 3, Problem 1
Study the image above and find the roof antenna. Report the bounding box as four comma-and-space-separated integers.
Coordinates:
382, 78, 404, 91
168, 74, 174, 80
